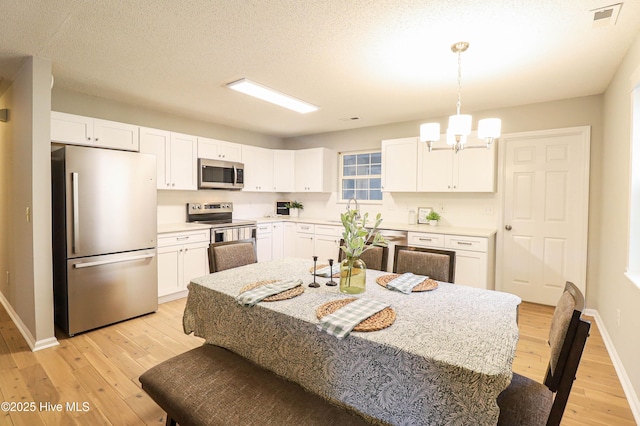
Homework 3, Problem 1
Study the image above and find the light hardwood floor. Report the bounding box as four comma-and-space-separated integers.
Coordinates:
0, 299, 635, 425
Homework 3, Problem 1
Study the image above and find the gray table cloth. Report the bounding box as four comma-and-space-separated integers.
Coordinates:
183, 258, 521, 426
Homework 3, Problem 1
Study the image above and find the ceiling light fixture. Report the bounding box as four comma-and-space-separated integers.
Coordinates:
419, 42, 501, 153
226, 78, 318, 114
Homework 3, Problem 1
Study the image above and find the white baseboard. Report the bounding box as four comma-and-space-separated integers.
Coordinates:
158, 290, 188, 305
0, 292, 59, 352
584, 308, 640, 424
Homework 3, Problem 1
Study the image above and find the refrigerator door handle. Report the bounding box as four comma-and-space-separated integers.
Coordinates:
73, 253, 156, 269
72, 172, 80, 254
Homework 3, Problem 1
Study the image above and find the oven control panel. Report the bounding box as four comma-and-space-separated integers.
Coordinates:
187, 202, 233, 215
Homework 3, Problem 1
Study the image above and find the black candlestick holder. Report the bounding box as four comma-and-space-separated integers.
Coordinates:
309, 256, 320, 288
326, 258, 337, 286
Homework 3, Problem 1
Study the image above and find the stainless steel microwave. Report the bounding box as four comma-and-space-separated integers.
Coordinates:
198, 158, 244, 190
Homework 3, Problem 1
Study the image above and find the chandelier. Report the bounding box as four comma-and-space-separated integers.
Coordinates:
420, 42, 501, 153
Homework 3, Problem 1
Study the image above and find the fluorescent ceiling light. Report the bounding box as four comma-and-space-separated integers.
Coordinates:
226, 78, 318, 114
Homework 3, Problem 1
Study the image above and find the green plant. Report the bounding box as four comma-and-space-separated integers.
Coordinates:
339, 210, 386, 259
285, 201, 304, 210
426, 211, 441, 221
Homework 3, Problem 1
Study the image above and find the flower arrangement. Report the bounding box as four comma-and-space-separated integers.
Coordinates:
339, 209, 386, 294
339, 209, 387, 259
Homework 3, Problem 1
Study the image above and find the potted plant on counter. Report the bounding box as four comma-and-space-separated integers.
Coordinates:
339, 210, 386, 294
285, 201, 304, 218
426, 211, 441, 226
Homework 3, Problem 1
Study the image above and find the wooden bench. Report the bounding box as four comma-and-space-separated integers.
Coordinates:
139, 344, 371, 426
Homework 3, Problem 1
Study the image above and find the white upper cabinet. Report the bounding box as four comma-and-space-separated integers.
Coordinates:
170, 132, 198, 190
381, 137, 418, 192
242, 145, 274, 192
273, 150, 295, 192
417, 135, 496, 192
294, 147, 337, 192
51, 111, 139, 151
140, 127, 197, 190
197, 137, 242, 162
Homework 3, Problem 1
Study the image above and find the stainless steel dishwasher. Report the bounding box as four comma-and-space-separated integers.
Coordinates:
377, 229, 408, 272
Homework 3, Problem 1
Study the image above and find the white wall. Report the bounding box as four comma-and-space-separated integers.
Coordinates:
598, 31, 640, 411
284, 96, 603, 302
0, 56, 55, 349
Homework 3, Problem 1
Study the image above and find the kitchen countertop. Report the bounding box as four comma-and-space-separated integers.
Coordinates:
252, 216, 496, 238
157, 222, 213, 234
157, 217, 496, 238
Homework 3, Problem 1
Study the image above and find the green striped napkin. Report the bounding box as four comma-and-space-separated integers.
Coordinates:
314, 265, 335, 277
317, 298, 390, 339
387, 273, 427, 294
235, 279, 303, 306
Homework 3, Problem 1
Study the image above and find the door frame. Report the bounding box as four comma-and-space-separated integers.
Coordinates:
495, 126, 591, 299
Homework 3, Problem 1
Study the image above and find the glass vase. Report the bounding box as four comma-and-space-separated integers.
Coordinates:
339, 257, 367, 294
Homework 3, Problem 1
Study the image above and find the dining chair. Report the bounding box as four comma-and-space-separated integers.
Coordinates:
497, 281, 591, 426
392, 245, 456, 283
337, 239, 389, 271
208, 238, 257, 273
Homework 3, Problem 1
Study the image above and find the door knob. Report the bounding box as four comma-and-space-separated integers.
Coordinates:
505, 225, 512, 231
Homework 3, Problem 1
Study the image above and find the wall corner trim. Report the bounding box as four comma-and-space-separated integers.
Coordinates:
584, 308, 640, 424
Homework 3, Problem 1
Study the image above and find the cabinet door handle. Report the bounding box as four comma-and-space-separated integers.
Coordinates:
419, 238, 432, 242
176, 236, 190, 240
456, 241, 473, 246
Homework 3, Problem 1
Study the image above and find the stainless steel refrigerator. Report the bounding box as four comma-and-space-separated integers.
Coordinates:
52, 145, 158, 336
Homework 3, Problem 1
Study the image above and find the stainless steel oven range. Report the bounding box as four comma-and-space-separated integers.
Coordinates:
186, 203, 257, 243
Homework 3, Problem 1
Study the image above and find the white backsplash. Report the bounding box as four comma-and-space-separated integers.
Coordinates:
158, 190, 500, 230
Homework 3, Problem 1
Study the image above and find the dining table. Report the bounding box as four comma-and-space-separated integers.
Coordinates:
183, 257, 521, 426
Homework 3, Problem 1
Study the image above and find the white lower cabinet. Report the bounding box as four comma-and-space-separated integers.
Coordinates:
256, 223, 273, 262
290, 223, 342, 261
157, 229, 210, 303
256, 222, 285, 262
407, 231, 495, 289
313, 224, 342, 262
272, 222, 284, 260
283, 223, 297, 257
295, 223, 315, 259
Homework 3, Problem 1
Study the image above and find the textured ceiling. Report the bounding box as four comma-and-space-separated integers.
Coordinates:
0, 0, 639, 138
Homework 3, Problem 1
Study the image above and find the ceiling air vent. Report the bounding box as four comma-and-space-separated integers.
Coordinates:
591, 2, 623, 28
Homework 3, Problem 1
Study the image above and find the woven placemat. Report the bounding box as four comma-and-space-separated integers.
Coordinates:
376, 274, 438, 292
239, 280, 303, 302
310, 264, 340, 278
316, 298, 396, 332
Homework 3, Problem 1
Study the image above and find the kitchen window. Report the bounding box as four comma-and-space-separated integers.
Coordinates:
339, 150, 382, 202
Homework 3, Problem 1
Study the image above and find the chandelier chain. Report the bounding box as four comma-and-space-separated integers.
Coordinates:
456, 48, 462, 116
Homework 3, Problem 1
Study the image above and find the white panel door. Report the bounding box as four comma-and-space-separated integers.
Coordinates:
501, 127, 590, 305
